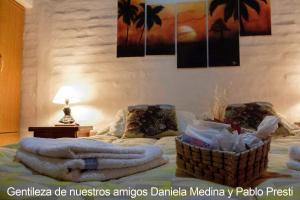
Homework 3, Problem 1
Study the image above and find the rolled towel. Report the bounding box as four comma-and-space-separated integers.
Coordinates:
287, 159, 300, 171
289, 145, 300, 161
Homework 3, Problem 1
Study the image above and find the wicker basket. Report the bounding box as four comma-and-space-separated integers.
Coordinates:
176, 135, 271, 187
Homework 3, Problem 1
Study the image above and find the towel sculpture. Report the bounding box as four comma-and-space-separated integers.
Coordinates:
16, 138, 168, 182
287, 145, 300, 171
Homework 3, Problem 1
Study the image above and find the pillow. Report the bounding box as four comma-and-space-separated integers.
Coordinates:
108, 109, 126, 137
122, 105, 179, 139
224, 102, 293, 137
107, 108, 197, 138
224, 102, 276, 130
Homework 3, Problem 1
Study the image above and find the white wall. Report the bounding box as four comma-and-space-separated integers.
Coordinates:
20, 0, 300, 137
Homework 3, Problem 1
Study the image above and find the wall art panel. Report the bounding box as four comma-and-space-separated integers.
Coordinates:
177, 1, 207, 68
117, 0, 145, 57
209, 0, 240, 67
240, 0, 272, 36
146, 3, 175, 55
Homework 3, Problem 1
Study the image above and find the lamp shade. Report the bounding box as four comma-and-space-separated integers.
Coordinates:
52, 86, 81, 104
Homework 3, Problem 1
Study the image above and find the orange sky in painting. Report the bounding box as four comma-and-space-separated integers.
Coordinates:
177, 2, 206, 42
243, 0, 271, 34
117, 0, 144, 45
208, 2, 239, 39
146, 4, 175, 45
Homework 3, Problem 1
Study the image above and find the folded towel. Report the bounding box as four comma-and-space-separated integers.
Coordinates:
16, 138, 168, 181
16, 150, 168, 182
287, 159, 300, 171
20, 137, 147, 159
17, 144, 164, 170
289, 145, 300, 161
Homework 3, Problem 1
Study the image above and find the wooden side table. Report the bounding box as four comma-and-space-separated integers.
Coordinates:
28, 126, 93, 138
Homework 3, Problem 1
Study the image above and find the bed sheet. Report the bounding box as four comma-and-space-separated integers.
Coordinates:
0, 135, 300, 200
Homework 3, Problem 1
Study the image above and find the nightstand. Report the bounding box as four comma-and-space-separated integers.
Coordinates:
28, 126, 93, 138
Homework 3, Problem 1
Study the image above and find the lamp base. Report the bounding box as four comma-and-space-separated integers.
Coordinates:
59, 114, 75, 124
58, 106, 76, 124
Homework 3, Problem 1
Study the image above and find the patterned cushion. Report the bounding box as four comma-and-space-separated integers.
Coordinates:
224, 102, 292, 137
122, 105, 179, 138
225, 102, 276, 130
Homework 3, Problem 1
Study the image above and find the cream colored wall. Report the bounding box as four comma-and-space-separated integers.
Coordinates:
20, 0, 300, 137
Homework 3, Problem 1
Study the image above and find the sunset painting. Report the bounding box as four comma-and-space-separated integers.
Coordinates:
209, 0, 240, 67
146, 3, 175, 55
210, 0, 271, 37
117, 0, 145, 57
240, 0, 271, 36
177, 1, 207, 68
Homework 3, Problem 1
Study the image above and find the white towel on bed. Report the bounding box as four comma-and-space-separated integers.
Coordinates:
16, 150, 168, 182
287, 145, 300, 171
20, 137, 146, 159
16, 137, 168, 181
289, 145, 300, 161
18, 142, 164, 170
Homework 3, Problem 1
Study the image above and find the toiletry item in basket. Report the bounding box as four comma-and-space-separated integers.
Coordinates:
184, 124, 247, 152
256, 116, 280, 139
215, 129, 246, 152
185, 125, 220, 149
182, 134, 212, 149
242, 133, 263, 149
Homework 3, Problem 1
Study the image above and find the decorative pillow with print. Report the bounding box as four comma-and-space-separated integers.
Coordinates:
123, 105, 179, 139
224, 102, 292, 137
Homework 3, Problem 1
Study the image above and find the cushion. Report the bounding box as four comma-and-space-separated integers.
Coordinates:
122, 105, 179, 139
224, 102, 293, 137
107, 108, 197, 138
108, 109, 126, 137
225, 102, 276, 129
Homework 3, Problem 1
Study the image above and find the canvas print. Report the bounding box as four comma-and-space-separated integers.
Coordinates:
240, 0, 271, 36
177, 1, 207, 68
208, 0, 240, 67
146, 3, 175, 55
117, 0, 145, 57
209, 0, 271, 36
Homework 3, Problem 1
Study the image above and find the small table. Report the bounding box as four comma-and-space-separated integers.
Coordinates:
28, 126, 93, 138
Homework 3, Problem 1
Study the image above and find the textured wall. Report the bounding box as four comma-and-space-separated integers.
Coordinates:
20, 0, 300, 136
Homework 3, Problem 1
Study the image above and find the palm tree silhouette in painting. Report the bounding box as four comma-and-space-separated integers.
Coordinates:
210, 18, 230, 40
118, 0, 138, 46
209, 0, 268, 35
135, 3, 146, 44
135, 4, 164, 44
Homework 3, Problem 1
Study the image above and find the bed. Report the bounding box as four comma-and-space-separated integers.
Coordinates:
0, 134, 300, 200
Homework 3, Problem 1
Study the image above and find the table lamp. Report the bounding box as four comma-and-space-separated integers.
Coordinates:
52, 86, 80, 125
